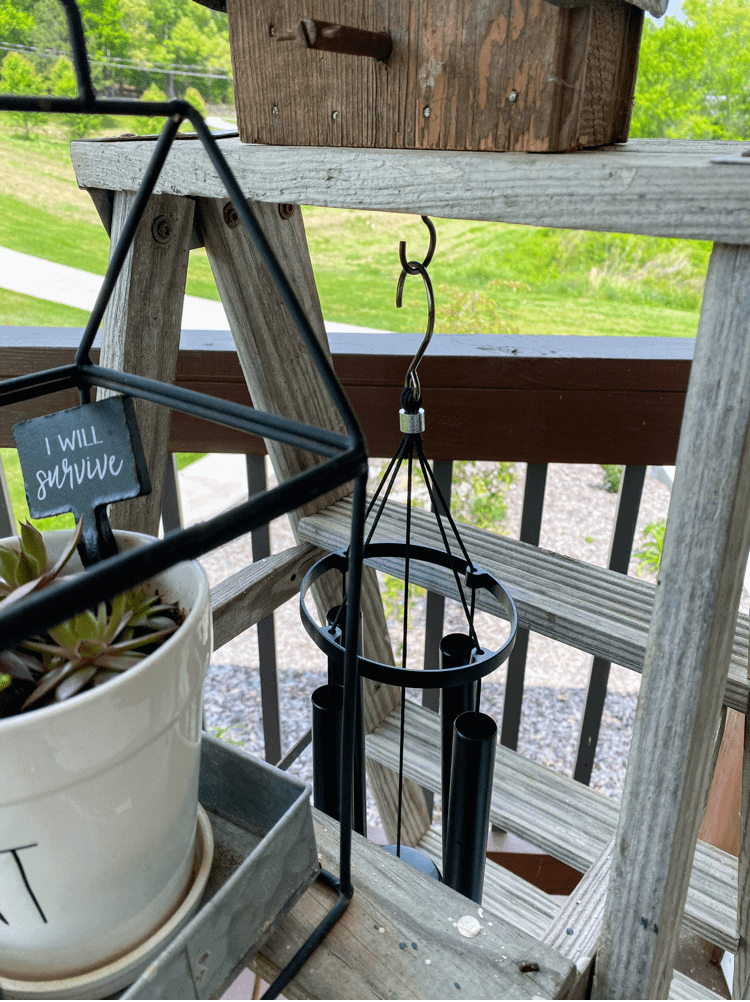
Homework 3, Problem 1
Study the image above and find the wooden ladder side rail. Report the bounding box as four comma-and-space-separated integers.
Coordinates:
98, 191, 195, 535
366, 700, 739, 955
298, 498, 750, 714
540, 838, 724, 1002
594, 243, 750, 999
734, 707, 750, 998
191, 195, 429, 847
250, 808, 577, 1001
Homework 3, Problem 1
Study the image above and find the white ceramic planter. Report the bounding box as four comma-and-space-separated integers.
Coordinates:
0, 531, 211, 982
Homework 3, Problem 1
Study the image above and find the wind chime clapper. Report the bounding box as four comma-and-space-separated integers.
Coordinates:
0, 3, 369, 996
300, 217, 518, 905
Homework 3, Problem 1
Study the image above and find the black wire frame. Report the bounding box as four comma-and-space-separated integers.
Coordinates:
0, 1, 365, 996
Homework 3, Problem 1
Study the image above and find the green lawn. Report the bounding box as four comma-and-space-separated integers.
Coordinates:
0, 128, 708, 339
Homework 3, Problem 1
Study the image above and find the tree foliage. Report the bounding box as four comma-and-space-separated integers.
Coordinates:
1, 0, 232, 106
632, 0, 750, 140
0, 51, 46, 134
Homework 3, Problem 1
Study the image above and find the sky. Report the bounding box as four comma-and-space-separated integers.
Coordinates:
649, 0, 686, 23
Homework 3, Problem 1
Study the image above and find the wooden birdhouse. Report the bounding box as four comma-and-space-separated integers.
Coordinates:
227, 0, 667, 153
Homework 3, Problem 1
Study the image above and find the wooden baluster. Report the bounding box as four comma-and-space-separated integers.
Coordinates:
0, 452, 15, 537
194, 196, 429, 846
97, 191, 194, 535
595, 243, 750, 999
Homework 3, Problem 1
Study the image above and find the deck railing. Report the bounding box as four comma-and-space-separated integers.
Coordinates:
0, 327, 694, 799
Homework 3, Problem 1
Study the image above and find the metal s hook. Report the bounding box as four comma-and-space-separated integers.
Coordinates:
396, 216, 437, 400
398, 215, 436, 275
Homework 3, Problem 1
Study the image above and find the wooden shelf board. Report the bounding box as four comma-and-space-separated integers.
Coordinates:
298, 497, 750, 714
366, 700, 739, 954
70, 137, 750, 244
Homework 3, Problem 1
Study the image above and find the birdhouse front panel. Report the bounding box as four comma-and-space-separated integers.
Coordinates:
228, 0, 644, 152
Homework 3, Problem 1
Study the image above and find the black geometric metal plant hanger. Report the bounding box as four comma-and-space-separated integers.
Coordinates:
0, 2, 367, 997
301, 218, 519, 902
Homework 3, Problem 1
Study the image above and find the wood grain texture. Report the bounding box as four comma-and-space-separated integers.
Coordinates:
734, 711, 750, 999
98, 191, 194, 535
195, 196, 428, 846
297, 496, 750, 714
251, 807, 576, 1000
70, 137, 750, 245
668, 971, 724, 1001
0, 331, 693, 463
367, 700, 739, 954
555, 0, 643, 150
229, 0, 640, 152
541, 838, 613, 998
594, 244, 750, 1000
210, 542, 322, 651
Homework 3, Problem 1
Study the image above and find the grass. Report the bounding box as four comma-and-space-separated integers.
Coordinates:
0, 124, 708, 339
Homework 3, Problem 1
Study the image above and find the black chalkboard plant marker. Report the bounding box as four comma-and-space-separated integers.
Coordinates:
12, 395, 151, 566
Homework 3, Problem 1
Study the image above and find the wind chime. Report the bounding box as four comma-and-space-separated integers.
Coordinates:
302, 217, 518, 904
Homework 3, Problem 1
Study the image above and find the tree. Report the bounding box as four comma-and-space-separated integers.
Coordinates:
632, 0, 750, 140
0, 51, 46, 136
48, 55, 103, 138
131, 82, 167, 136
0, 0, 34, 46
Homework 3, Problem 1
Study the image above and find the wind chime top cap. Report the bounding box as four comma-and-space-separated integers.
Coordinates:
399, 408, 425, 434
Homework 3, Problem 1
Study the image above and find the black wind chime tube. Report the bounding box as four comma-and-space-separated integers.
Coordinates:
443, 710, 498, 904
311, 606, 366, 834
439, 632, 478, 861
311, 682, 344, 820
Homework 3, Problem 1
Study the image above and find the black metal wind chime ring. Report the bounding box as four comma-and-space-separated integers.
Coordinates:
0, 3, 368, 997
302, 216, 519, 903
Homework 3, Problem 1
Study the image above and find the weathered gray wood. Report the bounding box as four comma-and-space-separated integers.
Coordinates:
542, 839, 614, 999
70, 138, 750, 244
367, 700, 739, 954
194, 196, 429, 846
160, 453, 183, 534
98, 191, 194, 534
594, 243, 750, 1000
417, 825, 559, 940
669, 971, 724, 1001
734, 710, 750, 999
251, 808, 576, 1000
297, 497, 750, 714
210, 542, 323, 651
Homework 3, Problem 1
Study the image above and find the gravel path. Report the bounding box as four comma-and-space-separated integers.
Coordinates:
194, 458, 716, 834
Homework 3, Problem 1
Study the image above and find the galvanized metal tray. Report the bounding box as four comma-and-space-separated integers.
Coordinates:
120, 733, 319, 1000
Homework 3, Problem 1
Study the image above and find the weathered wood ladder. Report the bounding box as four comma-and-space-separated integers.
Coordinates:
70, 135, 750, 1000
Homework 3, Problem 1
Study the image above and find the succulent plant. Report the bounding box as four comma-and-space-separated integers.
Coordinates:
0, 522, 179, 716
0, 518, 82, 604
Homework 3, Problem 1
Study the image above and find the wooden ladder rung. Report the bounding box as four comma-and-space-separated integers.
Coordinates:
669, 970, 725, 1000
298, 498, 750, 713
366, 701, 739, 954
